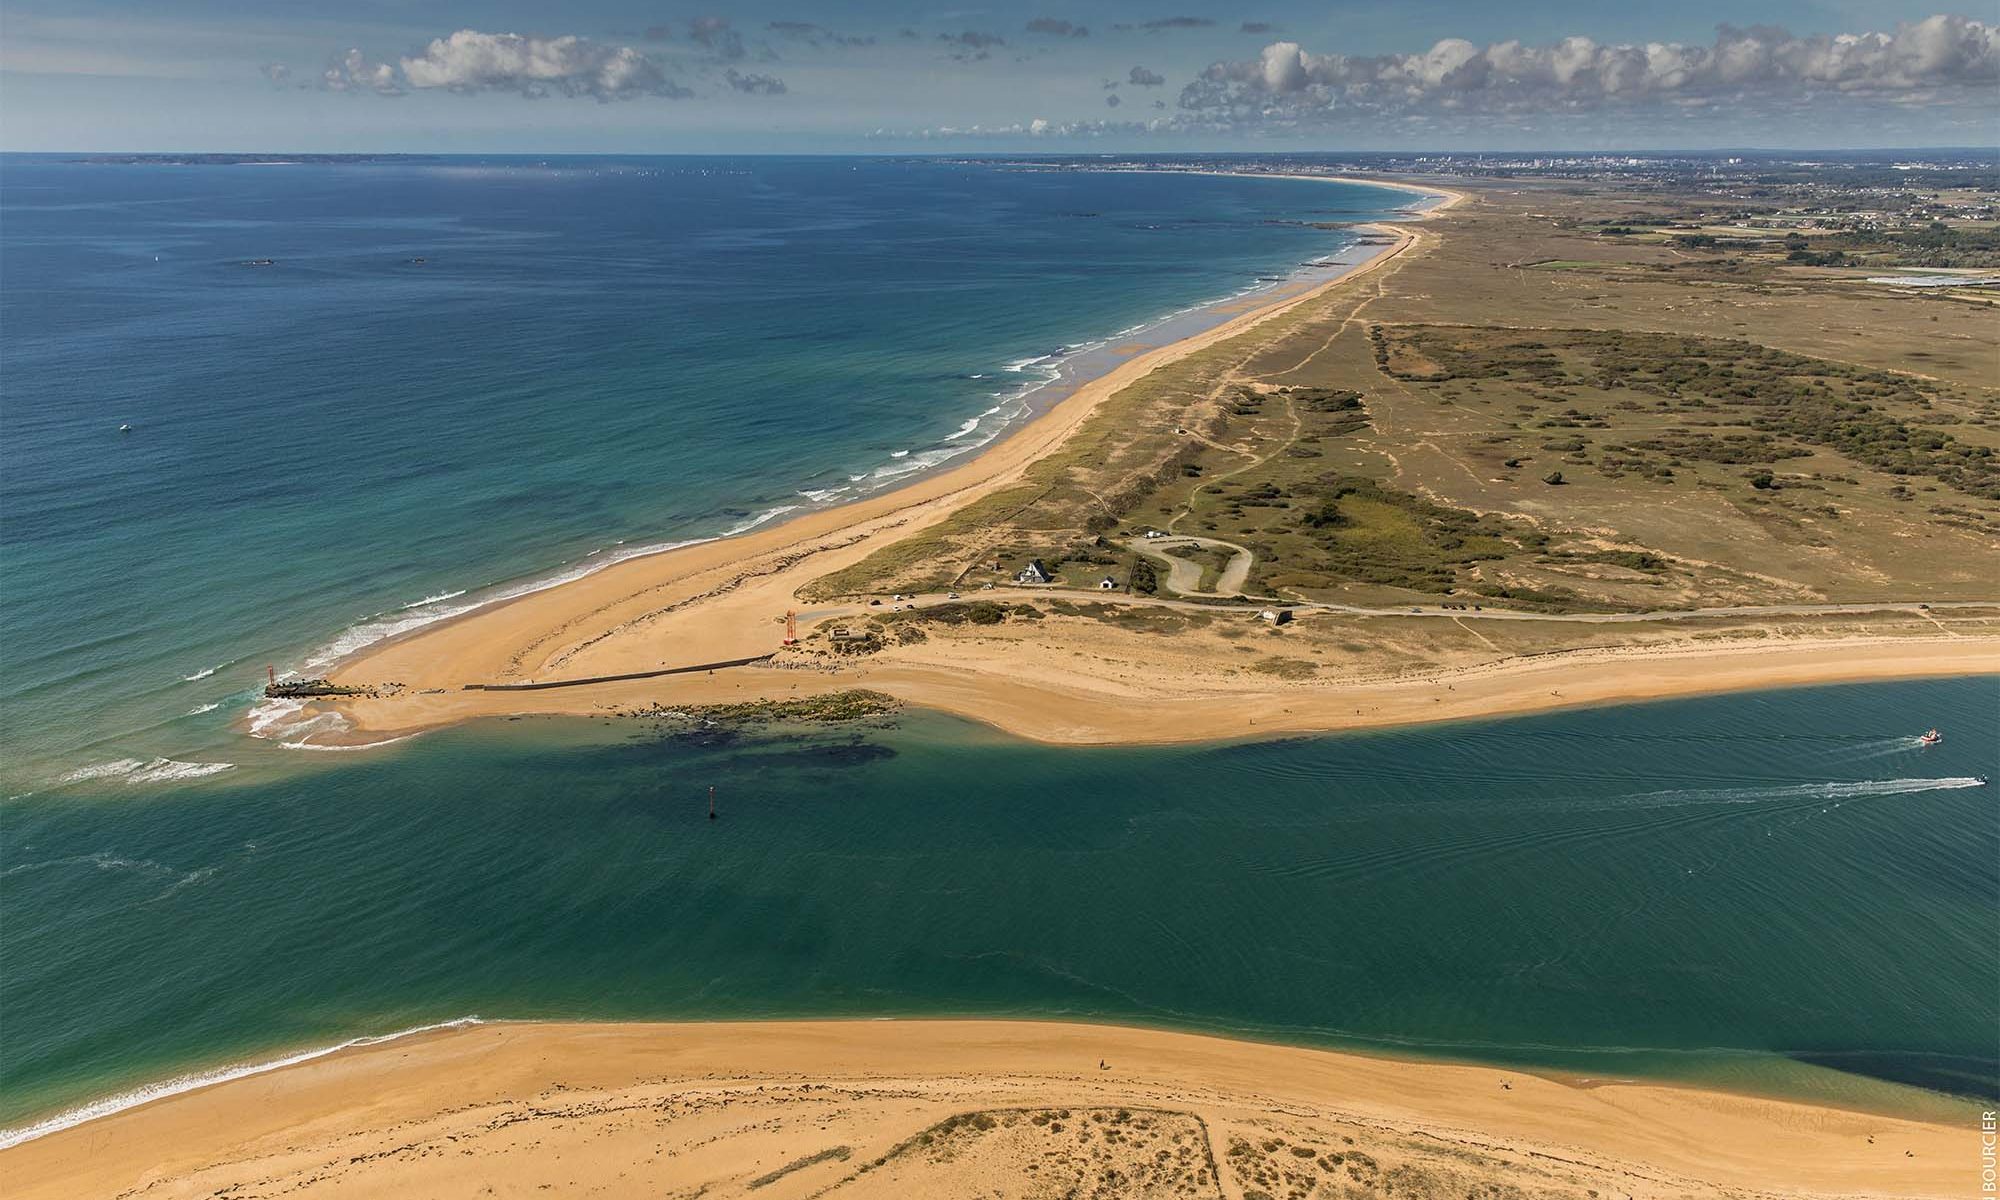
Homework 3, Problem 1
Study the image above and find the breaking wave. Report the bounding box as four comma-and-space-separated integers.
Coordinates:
58, 759, 236, 786
0, 1017, 485, 1150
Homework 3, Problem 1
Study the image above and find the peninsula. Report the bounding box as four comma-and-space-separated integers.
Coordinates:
283, 171, 2000, 749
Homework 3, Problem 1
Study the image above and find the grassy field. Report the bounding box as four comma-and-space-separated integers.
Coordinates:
808, 181, 1999, 618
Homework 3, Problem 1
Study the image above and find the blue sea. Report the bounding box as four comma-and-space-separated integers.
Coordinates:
1, 156, 1995, 1139
1, 154, 1411, 789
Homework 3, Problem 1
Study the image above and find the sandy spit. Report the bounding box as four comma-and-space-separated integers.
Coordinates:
1, 1019, 1971, 1199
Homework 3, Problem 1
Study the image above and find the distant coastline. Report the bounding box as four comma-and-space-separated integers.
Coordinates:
68, 153, 439, 165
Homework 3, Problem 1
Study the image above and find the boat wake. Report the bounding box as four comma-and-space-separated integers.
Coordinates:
1616, 777, 1985, 809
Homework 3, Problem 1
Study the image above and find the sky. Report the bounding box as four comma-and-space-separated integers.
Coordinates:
1, 1, 1993, 152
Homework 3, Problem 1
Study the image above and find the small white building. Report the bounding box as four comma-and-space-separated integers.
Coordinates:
1260, 608, 1293, 625
1098, 576, 1118, 590
1015, 560, 1053, 585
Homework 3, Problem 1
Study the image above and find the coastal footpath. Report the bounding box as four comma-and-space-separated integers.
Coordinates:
2, 1020, 1974, 1198
288, 172, 2000, 749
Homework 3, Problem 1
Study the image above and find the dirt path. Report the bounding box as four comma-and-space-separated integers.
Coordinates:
1133, 535, 1255, 597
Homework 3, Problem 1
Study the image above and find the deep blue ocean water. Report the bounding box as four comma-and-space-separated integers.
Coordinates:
2, 157, 1995, 1139
1, 155, 1409, 788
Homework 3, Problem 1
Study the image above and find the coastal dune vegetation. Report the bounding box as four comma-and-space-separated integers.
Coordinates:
815, 189, 1998, 616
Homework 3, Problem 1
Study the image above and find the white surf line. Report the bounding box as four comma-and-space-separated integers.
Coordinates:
275, 186, 1424, 694
0, 1017, 485, 1150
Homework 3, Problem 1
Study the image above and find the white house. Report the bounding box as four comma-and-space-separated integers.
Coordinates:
1015, 560, 1053, 585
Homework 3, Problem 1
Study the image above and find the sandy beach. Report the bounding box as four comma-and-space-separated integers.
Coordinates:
2, 1018, 1973, 1199
277, 174, 1997, 752
295, 181, 1465, 744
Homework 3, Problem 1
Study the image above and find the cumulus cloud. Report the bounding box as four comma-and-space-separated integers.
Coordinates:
724, 68, 787, 95
1128, 65, 1167, 86
874, 115, 1179, 140
261, 62, 292, 86
322, 48, 401, 95
300, 31, 695, 101
1026, 18, 1090, 38
1183, 14, 1997, 125
1106, 92, 1122, 106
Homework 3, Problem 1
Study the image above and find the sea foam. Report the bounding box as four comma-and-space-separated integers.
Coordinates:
287, 507, 801, 680
269, 227, 1376, 687
56, 759, 235, 786
0, 1017, 485, 1150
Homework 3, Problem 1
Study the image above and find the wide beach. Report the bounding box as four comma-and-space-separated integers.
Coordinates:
2, 1019, 1977, 1198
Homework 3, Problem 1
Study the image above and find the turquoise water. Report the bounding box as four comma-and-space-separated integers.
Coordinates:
0, 155, 1411, 789
3, 157, 1994, 1140
4, 679, 1996, 1132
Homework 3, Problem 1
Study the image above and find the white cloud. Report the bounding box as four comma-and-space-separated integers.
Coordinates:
322, 48, 401, 95
396, 30, 690, 101
1184, 15, 1997, 124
